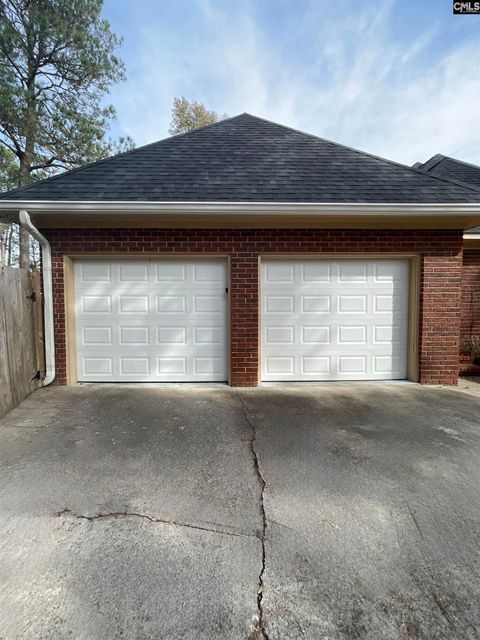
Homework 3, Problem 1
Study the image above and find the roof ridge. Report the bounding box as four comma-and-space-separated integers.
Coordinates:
413, 153, 480, 193
442, 154, 480, 171
413, 169, 480, 193
243, 114, 480, 195
416, 154, 446, 172
2, 113, 247, 198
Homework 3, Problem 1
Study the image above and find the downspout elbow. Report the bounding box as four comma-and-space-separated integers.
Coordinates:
18, 210, 55, 386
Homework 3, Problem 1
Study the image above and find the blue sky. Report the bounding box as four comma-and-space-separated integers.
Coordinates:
103, 0, 480, 165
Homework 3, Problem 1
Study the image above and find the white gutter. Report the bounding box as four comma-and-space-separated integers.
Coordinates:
0, 200, 480, 216
18, 210, 55, 386
464, 233, 480, 240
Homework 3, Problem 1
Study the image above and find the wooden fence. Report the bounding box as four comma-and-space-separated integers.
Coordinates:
0, 267, 43, 418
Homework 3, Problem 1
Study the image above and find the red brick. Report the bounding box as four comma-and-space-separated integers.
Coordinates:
43, 227, 464, 386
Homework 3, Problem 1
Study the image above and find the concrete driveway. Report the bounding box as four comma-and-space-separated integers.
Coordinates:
1, 383, 480, 640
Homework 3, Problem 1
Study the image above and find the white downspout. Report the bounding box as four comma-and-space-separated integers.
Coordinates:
19, 210, 55, 386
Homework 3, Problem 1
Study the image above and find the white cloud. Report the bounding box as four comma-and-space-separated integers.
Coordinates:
108, 0, 480, 166
374, 40, 480, 164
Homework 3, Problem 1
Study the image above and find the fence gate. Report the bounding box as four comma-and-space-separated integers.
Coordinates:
0, 266, 43, 418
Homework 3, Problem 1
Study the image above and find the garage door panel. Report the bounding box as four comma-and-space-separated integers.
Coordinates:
154, 263, 186, 282
302, 356, 331, 375
157, 326, 187, 344
262, 259, 409, 381
264, 262, 295, 283
193, 262, 225, 284
373, 325, 402, 344
79, 262, 112, 282
265, 356, 295, 375
81, 295, 112, 314
338, 295, 367, 314
156, 295, 186, 313
119, 326, 150, 345
194, 326, 224, 345
301, 262, 331, 282
301, 326, 331, 344
338, 262, 368, 282
82, 326, 113, 346
194, 356, 224, 374
119, 262, 149, 282
265, 326, 295, 344
157, 356, 186, 376
120, 357, 150, 375
373, 294, 404, 313
193, 294, 224, 314
337, 325, 367, 344
302, 295, 331, 313
82, 357, 113, 377
119, 295, 149, 314
338, 355, 367, 375
374, 355, 403, 376
374, 261, 409, 282
75, 259, 227, 382
265, 295, 294, 313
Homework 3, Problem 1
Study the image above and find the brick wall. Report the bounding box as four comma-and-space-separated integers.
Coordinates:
460, 250, 480, 365
43, 228, 464, 386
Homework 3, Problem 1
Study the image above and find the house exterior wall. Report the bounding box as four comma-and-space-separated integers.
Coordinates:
43, 227, 464, 386
460, 250, 480, 365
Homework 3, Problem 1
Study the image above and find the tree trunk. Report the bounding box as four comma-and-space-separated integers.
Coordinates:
19, 228, 30, 270
19, 25, 38, 271
18, 105, 36, 270
18, 159, 31, 270
0, 232, 5, 265
7, 225, 13, 266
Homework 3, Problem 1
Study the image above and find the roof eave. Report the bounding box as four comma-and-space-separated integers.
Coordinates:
2, 200, 480, 230
1, 200, 480, 215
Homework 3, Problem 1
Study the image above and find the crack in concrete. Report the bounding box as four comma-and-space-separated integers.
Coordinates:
406, 502, 425, 540
236, 391, 270, 640
55, 507, 255, 539
406, 502, 455, 628
432, 593, 454, 626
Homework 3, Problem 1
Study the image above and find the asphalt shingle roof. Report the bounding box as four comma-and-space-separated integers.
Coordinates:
414, 154, 480, 191
2, 114, 480, 203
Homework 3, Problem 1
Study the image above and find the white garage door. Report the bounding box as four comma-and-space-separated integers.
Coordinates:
261, 259, 409, 381
75, 259, 228, 382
